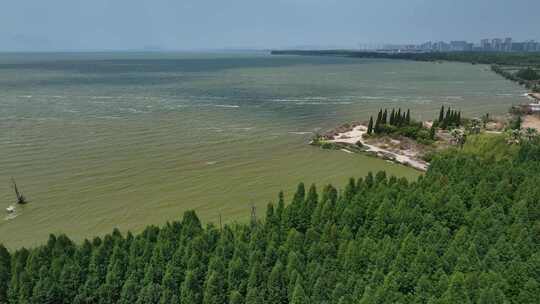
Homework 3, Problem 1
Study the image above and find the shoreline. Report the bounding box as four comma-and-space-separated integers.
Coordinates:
526, 92, 540, 102
322, 124, 430, 171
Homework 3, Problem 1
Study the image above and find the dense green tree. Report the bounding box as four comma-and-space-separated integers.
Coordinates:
290, 279, 308, 304
136, 283, 161, 304
0, 244, 10, 303
439, 105, 445, 123
396, 108, 402, 126
516, 67, 539, 81
405, 109, 411, 125
516, 278, 539, 304
266, 262, 287, 304
229, 290, 244, 304
478, 287, 506, 304
2, 138, 540, 304
367, 116, 373, 135
374, 110, 382, 133
228, 255, 248, 297
181, 270, 202, 304
117, 274, 140, 304
31, 266, 60, 304
202, 271, 226, 304
441, 272, 471, 304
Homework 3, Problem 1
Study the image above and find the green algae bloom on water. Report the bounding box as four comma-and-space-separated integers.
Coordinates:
0, 52, 525, 248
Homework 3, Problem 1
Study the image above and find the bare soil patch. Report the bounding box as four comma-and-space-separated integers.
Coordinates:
522, 115, 540, 131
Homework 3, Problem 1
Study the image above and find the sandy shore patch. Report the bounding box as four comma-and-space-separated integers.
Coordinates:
328, 125, 429, 171
523, 115, 540, 131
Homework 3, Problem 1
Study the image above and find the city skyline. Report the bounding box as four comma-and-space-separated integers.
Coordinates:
370, 37, 540, 53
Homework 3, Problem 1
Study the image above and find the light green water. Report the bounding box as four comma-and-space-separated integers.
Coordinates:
0, 52, 526, 248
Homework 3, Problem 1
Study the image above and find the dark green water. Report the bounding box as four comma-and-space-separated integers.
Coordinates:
0, 52, 526, 248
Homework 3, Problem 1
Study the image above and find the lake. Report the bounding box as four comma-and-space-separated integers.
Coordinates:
0, 52, 526, 248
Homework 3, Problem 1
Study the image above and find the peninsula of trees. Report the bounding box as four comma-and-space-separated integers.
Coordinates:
270, 50, 540, 66
1, 136, 539, 304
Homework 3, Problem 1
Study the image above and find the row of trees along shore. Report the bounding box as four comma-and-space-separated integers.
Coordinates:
366, 107, 461, 144
271, 50, 540, 67
436, 106, 462, 130
366, 108, 411, 135
1, 138, 539, 304
491, 66, 540, 93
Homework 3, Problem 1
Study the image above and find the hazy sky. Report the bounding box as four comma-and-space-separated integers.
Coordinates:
2, 0, 539, 51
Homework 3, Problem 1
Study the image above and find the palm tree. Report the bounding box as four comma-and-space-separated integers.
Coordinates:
450, 129, 466, 148
506, 129, 522, 145
467, 118, 482, 134
524, 127, 538, 141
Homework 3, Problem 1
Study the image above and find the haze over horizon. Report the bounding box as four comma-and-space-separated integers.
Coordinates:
2, 0, 540, 52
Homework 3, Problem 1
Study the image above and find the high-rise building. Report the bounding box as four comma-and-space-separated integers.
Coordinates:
450, 41, 469, 51
379, 37, 536, 54
524, 40, 538, 52
420, 41, 433, 51
504, 38, 513, 52
434, 41, 450, 52
492, 38, 503, 51
480, 39, 491, 51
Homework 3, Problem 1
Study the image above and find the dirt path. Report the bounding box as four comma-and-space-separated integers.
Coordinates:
329, 125, 429, 171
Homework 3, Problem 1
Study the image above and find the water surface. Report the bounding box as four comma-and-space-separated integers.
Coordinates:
0, 52, 525, 248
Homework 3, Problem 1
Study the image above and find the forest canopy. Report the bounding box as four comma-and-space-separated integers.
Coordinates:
1, 139, 539, 304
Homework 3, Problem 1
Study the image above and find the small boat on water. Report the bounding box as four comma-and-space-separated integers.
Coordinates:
6, 205, 15, 213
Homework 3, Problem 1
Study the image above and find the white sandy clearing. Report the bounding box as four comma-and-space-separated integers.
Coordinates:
328, 125, 429, 171
526, 93, 540, 102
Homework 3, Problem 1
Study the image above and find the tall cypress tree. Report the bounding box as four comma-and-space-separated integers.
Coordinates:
265, 262, 287, 304
376, 109, 382, 122
276, 192, 285, 223
374, 112, 381, 134
32, 266, 61, 304
442, 272, 471, 304
445, 108, 451, 123
245, 261, 264, 304
382, 109, 388, 125
202, 271, 226, 304
181, 270, 203, 304
135, 283, 161, 304
290, 280, 308, 304
367, 117, 374, 135
439, 105, 445, 123
390, 109, 395, 126
405, 109, 411, 125
0, 244, 10, 304
229, 291, 244, 304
